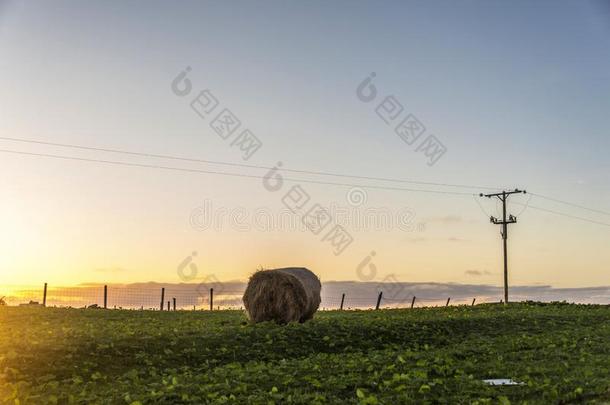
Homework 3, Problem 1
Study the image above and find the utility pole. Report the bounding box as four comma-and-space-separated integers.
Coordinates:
480, 188, 526, 304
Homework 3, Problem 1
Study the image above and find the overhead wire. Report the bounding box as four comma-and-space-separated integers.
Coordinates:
1, 137, 609, 228
526, 204, 610, 228
528, 192, 610, 217
0, 148, 475, 196
0, 136, 501, 191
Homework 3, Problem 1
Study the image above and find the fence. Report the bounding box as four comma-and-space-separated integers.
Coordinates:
0, 283, 512, 311
3, 283, 608, 311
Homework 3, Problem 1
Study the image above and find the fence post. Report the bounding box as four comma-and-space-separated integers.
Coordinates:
375, 291, 383, 310
173, 297, 176, 311
210, 288, 214, 311
103, 285, 108, 309
340, 293, 345, 310
43, 283, 48, 307
411, 296, 416, 309
472, 298, 476, 306
446, 297, 451, 307
160, 288, 165, 311
167, 301, 170, 311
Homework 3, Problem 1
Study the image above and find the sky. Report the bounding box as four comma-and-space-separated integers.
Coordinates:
0, 0, 609, 290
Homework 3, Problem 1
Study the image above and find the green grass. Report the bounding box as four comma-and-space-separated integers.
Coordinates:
1, 303, 609, 404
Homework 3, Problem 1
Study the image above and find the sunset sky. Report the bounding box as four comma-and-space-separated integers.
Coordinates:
1, 0, 609, 290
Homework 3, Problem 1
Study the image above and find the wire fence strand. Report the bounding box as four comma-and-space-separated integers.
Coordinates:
2, 284, 607, 311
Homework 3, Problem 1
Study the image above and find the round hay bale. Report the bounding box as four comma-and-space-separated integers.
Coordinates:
242, 267, 321, 324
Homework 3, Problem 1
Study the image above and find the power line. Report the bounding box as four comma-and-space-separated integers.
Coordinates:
2, 138, 609, 228
511, 193, 533, 216
478, 188, 609, 222
511, 198, 610, 227
0, 148, 474, 196
0, 136, 501, 191
529, 192, 610, 218
473, 194, 494, 217
526, 204, 610, 228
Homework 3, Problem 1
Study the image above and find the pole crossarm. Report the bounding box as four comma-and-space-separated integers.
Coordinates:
481, 188, 526, 199
490, 215, 517, 225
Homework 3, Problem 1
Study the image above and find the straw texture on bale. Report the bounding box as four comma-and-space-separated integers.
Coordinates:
242, 267, 321, 324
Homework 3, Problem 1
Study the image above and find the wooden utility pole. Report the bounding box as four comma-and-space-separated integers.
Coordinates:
375, 292, 383, 310
480, 189, 526, 304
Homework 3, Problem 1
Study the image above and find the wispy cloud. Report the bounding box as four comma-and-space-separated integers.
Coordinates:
465, 270, 492, 276
6, 281, 610, 308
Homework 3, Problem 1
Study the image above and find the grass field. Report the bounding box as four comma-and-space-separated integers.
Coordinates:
1, 303, 609, 404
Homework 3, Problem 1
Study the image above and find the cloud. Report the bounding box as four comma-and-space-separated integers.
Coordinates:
465, 270, 492, 276
15, 281, 610, 308
322, 282, 610, 305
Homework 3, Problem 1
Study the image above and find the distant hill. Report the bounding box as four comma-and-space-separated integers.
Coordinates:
2, 281, 608, 309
